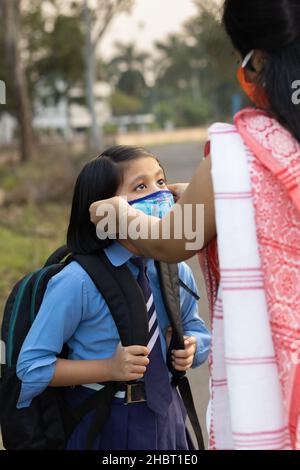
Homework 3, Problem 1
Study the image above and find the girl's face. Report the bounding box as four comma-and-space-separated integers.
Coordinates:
117, 156, 167, 201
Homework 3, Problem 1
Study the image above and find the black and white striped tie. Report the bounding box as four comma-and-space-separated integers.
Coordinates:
132, 257, 173, 416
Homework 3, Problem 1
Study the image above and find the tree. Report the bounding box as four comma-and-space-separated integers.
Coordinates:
82, 0, 134, 150
183, 1, 241, 120
110, 89, 142, 116
155, 34, 193, 92
151, 0, 243, 127
31, 12, 85, 138
108, 42, 149, 98
0, 0, 36, 162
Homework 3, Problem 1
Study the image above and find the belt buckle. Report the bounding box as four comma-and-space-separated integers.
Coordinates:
125, 383, 146, 404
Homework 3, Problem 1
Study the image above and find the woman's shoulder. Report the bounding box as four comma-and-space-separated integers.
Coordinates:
208, 107, 267, 136
208, 121, 237, 135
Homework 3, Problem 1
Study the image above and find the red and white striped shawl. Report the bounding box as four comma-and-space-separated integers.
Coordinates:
200, 108, 300, 450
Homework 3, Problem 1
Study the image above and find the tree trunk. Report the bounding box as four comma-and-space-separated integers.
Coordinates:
83, 0, 102, 151
1, 0, 36, 162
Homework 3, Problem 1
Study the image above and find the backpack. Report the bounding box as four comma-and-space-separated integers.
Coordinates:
0, 246, 204, 450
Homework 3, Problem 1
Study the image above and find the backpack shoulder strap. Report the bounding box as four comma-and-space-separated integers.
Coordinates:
155, 261, 184, 349
73, 252, 148, 347
44, 245, 71, 266
155, 261, 205, 450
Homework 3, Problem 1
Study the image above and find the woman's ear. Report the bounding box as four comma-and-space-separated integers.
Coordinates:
244, 50, 266, 83
252, 50, 266, 72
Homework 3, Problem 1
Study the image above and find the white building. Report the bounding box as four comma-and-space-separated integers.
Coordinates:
0, 81, 112, 144
0, 113, 16, 145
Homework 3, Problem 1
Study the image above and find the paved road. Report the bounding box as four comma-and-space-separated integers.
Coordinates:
149, 142, 210, 447
0, 141, 210, 451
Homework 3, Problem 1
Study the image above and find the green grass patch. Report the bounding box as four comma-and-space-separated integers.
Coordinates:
0, 203, 69, 315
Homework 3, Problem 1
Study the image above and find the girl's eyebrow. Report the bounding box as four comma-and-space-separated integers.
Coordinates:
130, 174, 148, 186
129, 169, 165, 186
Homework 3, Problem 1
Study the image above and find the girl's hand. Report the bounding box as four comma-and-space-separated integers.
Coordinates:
109, 343, 150, 382
167, 183, 189, 202
171, 336, 197, 371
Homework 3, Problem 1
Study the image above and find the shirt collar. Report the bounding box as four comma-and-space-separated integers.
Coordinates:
104, 242, 155, 275
104, 242, 134, 267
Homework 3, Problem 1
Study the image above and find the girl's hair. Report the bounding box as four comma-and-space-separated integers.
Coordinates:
223, 0, 300, 143
67, 145, 160, 254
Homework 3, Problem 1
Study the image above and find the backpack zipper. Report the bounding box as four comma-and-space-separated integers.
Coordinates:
30, 266, 54, 324
7, 270, 39, 367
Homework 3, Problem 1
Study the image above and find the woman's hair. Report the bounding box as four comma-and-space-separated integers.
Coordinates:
223, 0, 300, 143
67, 145, 159, 254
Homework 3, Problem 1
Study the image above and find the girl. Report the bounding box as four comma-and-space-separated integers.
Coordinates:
16, 145, 211, 450
90, 0, 300, 451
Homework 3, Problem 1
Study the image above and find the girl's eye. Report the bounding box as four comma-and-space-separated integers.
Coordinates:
157, 179, 166, 186
135, 183, 147, 191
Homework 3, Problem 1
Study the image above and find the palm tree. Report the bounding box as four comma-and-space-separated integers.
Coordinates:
107, 42, 149, 98
154, 34, 193, 92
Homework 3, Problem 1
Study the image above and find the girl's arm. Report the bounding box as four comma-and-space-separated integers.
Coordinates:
49, 358, 112, 387
49, 344, 149, 387
90, 156, 216, 263
16, 269, 148, 408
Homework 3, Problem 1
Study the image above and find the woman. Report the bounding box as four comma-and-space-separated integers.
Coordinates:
90, 0, 300, 450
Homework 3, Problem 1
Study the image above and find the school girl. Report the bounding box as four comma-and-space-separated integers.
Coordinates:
16, 146, 211, 450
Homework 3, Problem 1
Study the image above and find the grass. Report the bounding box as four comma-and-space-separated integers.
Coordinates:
0, 203, 69, 316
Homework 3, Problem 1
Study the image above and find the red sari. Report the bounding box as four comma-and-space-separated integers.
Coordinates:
199, 108, 300, 449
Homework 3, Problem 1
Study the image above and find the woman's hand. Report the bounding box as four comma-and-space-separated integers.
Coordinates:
108, 343, 150, 382
90, 196, 142, 240
167, 183, 189, 202
171, 336, 197, 371
90, 196, 124, 226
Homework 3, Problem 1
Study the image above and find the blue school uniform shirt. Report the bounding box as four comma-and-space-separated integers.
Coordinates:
16, 242, 211, 408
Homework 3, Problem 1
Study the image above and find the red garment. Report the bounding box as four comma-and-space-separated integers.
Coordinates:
200, 108, 300, 449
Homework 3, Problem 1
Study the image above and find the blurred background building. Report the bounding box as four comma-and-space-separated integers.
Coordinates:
0, 0, 246, 157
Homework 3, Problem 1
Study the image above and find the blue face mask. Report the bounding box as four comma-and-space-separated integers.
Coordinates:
128, 190, 175, 218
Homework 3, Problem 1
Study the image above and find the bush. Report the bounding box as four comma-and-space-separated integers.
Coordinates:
0, 151, 79, 206
153, 95, 212, 128
110, 90, 143, 116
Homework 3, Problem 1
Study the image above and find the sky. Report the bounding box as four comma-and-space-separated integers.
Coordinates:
100, 0, 198, 59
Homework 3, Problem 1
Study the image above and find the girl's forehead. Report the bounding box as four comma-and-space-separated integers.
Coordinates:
125, 156, 162, 175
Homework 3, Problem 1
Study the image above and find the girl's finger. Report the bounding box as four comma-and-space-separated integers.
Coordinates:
129, 373, 145, 381
172, 349, 189, 358
184, 336, 197, 344
130, 355, 150, 366
173, 357, 192, 367
172, 363, 189, 372
130, 365, 147, 374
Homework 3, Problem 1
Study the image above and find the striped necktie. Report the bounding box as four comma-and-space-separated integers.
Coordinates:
132, 257, 173, 416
